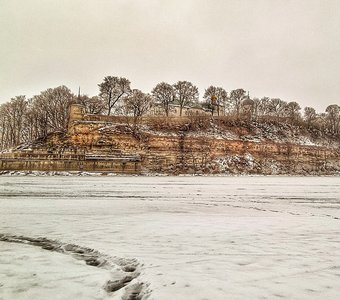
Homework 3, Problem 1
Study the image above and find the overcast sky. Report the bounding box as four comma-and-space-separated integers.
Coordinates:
1, 0, 339, 112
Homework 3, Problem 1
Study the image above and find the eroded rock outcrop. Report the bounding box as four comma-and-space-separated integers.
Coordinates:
1, 107, 339, 175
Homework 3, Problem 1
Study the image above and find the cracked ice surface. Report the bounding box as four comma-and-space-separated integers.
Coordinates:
0, 176, 340, 299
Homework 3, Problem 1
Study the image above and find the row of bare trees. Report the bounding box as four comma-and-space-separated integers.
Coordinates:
1, 75, 339, 150
96, 77, 200, 118
0, 86, 73, 149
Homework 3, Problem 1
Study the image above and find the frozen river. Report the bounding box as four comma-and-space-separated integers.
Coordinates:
0, 176, 340, 299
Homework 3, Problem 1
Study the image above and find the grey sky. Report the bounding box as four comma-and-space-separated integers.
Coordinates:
1, 0, 339, 112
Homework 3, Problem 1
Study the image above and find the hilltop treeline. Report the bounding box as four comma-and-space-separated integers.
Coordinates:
0, 76, 339, 149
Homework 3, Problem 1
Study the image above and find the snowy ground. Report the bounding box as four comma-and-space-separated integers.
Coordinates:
0, 176, 339, 299
0, 242, 111, 300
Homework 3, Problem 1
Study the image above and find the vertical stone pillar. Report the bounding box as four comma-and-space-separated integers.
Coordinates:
68, 104, 85, 134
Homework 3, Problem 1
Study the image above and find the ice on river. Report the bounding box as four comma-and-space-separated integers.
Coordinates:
0, 176, 340, 299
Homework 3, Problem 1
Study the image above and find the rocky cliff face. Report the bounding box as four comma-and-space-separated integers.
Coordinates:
66, 117, 340, 175
2, 108, 339, 175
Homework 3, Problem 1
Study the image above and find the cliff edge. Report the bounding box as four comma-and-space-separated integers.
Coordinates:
2, 104, 338, 175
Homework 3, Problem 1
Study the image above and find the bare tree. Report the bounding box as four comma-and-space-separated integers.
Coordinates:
304, 107, 317, 128
152, 82, 174, 116
123, 89, 154, 129
314, 113, 328, 135
28, 96, 49, 138
0, 96, 27, 148
98, 76, 131, 115
78, 95, 105, 114
0, 102, 12, 149
229, 88, 247, 117
0, 88, 72, 149
252, 97, 261, 120
325, 104, 340, 134
11, 96, 27, 145
32, 86, 74, 132
241, 98, 255, 121
203, 86, 228, 116
285, 101, 301, 123
173, 81, 199, 116
24, 98, 42, 142
258, 97, 271, 117
0, 104, 7, 149
268, 98, 287, 120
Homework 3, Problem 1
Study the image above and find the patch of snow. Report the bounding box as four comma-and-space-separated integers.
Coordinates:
0, 242, 110, 300
294, 136, 317, 146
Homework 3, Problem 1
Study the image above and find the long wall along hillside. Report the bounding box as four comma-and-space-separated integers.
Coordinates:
0, 102, 339, 175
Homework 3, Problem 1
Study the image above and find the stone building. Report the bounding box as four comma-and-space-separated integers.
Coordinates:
149, 103, 210, 117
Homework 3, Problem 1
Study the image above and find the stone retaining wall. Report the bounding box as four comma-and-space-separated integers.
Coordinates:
0, 156, 141, 174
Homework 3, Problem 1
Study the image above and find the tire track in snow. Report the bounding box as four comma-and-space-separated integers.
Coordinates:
0, 233, 150, 299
